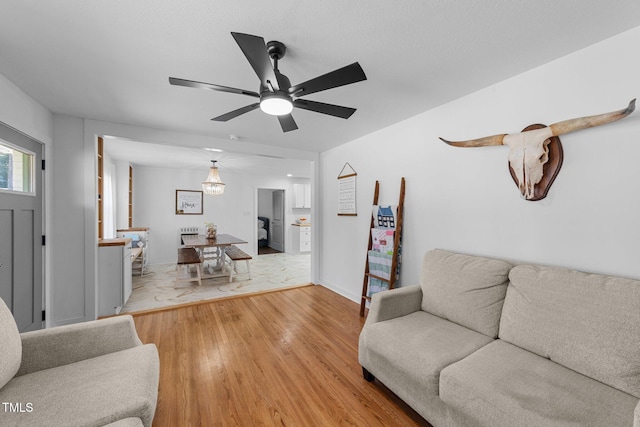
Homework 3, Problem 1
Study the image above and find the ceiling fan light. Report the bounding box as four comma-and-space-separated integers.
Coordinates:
260, 93, 293, 116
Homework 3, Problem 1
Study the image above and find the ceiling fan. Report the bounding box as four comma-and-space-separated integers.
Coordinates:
169, 32, 367, 132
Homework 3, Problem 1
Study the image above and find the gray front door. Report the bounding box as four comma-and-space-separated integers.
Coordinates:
0, 122, 43, 332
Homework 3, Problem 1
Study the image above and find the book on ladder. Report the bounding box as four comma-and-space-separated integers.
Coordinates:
360, 177, 406, 316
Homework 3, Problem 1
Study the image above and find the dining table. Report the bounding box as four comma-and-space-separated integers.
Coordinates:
181, 234, 248, 280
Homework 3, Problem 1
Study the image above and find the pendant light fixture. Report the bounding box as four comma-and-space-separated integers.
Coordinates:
202, 160, 225, 196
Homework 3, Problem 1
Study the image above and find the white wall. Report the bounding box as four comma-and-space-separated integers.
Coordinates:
133, 165, 306, 263
0, 73, 53, 146
319, 26, 640, 302
51, 114, 90, 324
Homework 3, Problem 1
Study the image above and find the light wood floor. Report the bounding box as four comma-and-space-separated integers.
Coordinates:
132, 285, 431, 427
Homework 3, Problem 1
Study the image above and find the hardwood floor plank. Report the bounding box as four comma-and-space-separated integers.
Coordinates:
132, 285, 431, 427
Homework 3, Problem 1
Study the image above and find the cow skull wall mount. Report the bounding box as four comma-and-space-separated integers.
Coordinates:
440, 99, 636, 201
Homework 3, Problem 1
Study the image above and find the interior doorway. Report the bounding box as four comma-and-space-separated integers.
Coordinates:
257, 188, 285, 255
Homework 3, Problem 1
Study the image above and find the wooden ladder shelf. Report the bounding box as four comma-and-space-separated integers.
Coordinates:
360, 177, 406, 316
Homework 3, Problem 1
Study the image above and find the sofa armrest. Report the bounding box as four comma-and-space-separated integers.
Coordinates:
16, 315, 143, 376
366, 285, 423, 325
634, 400, 640, 427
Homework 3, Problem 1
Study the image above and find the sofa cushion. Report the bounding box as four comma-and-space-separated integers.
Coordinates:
500, 264, 640, 398
0, 344, 159, 427
360, 310, 493, 397
420, 249, 512, 338
440, 340, 638, 427
0, 297, 21, 390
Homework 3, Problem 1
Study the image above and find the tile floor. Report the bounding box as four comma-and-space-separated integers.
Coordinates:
121, 252, 312, 313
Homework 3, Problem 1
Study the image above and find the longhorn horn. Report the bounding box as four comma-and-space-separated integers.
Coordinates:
549, 99, 636, 136
439, 134, 506, 147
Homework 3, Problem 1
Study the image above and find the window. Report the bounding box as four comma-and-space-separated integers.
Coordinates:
0, 139, 34, 194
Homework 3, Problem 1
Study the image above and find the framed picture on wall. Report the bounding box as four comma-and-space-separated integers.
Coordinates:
176, 189, 203, 215
337, 162, 357, 216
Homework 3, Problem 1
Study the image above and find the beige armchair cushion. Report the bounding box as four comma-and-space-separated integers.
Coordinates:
420, 249, 512, 338
0, 297, 21, 389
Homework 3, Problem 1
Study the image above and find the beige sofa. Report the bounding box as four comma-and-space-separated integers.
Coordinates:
0, 297, 159, 427
359, 249, 640, 427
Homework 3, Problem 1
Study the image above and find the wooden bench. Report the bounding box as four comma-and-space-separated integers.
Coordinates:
131, 246, 143, 263
175, 247, 202, 287
224, 245, 252, 283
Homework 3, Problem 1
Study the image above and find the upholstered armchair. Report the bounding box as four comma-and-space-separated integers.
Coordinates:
0, 297, 159, 427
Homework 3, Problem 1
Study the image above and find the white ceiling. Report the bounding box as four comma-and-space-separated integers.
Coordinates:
1, 1, 640, 170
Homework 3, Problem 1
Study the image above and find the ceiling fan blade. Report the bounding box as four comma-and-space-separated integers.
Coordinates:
169, 77, 259, 98
211, 103, 260, 122
289, 62, 366, 98
277, 114, 298, 132
293, 99, 356, 119
231, 32, 279, 90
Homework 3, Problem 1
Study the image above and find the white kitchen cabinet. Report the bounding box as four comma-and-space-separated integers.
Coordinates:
293, 183, 311, 208
98, 239, 133, 317
291, 225, 311, 253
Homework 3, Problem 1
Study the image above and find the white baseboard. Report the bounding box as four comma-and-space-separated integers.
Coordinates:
318, 279, 361, 304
